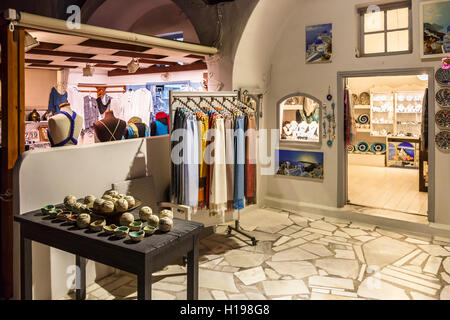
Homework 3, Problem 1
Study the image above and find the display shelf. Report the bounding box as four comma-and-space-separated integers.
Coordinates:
354, 105, 371, 109
356, 128, 371, 133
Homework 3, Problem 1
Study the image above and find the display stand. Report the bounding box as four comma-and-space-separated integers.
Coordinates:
166, 90, 260, 246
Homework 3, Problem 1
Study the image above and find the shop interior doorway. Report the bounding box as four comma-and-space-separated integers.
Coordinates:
340, 70, 434, 224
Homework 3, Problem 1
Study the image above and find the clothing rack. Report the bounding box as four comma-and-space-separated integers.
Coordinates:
77, 84, 127, 95
163, 90, 260, 246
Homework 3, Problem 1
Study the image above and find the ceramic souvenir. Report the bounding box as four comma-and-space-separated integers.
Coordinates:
357, 142, 369, 153
107, 190, 119, 198
120, 212, 135, 226
129, 221, 143, 231
357, 114, 370, 125
76, 214, 91, 229
435, 131, 450, 151
159, 217, 173, 232
159, 209, 174, 220
102, 194, 113, 201
41, 205, 55, 215
436, 89, 450, 107
48, 209, 63, 219
147, 215, 160, 228
65, 214, 78, 225
64, 195, 77, 208
139, 206, 153, 221
117, 194, 126, 199
436, 68, 450, 86
84, 195, 96, 208
144, 225, 157, 236
102, 201, 115, 214
351, 94, 360, 105
360, 92, 370, 105
72, 202, 84, 214
436, 110, 450, 128
90, 219, 106, 232
93, 198, 105, 211
103, 224, 118, 235
113, 199, 127, 213
125, 196, 136, 208
129, 231, 145, 242
55, 211, 69, 222
114, 226, 129, 239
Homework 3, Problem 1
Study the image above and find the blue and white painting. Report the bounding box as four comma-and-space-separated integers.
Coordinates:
306, 23, 332, 64
422, 0, 450, 57
276, 149, 324, 180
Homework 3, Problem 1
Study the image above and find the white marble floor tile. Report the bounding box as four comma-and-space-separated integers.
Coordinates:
381, 267, 441, 289
272, 247, 318, 261
266, 261, 317, 279
234, 267, 266, 286
273, 236, 291, 247
357, 277, 409, 300
410, 291, 436, 300
363, 236, 416, 268
419, 245, 450, 257
224, 250, 266, 268
211, 290, 228, 300
423, 256, 443, 275
335, 249, 356, 260
199, 269, 239, 293
342, 228, 368, 237
393, 249, 422, 267
308, 276, 354, 290
309, 220, 338, 232
300, 243, 334, 257
440, 286, 450, 300
262, 280, 310, 296
303, 228, 333, 236
441, 272, 450, 284
410, 252, 429, 266
264, 268, 281, 280
315, 258, 360, 279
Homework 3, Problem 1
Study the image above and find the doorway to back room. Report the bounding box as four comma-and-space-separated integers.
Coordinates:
344, 74, 430, 224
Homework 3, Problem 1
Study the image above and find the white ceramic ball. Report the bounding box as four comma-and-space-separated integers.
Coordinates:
125, 196, 136, 208
102, 194, 113, 201
120, 212, 135, 226
76, 213, 91, 229
159, 217, 173, 232
159, 209, 174, 220
93, 199, 105, 211
107, 190, 119, 197
147, 215, 160, 228
115, 199, 129, 213
139, 206, 153, 221
102, 201, 115, 214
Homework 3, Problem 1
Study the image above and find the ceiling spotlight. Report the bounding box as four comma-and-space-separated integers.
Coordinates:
24, 31, 40, 52
83, 63, 95, 77
127, 58, 140, 74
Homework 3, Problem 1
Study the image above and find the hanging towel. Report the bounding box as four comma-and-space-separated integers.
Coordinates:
209, 117, 227, 216
234, 116, 245, 210
183, 115, 199, 207
198, 115, 209, 208
245, 113, 257, 205
225, 115, 235, 211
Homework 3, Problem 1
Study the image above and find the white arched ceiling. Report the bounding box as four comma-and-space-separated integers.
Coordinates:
86, 0, 199, 43
232, 0, 298, 91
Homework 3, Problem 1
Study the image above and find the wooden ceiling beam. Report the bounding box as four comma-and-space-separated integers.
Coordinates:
108, 61, 207, 77
25, 59, 52, 64
78, 39, 150, 52
35, 42, 62, 50
27, 64, 78, 69
27, 48, 95, 59
66, 57, 119, 64
113, 50, 168, 60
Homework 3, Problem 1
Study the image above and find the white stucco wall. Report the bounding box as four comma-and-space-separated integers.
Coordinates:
233, 0, 450, 225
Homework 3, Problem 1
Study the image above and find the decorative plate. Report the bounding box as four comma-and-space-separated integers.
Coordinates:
436, 109, 450, 128
436, 68, 450, 86
357, 142, 369, 153
436, 89, 450, 107
347, 145, 355, 152
359, 92, 370, 105
435, 131, 450, 151
371, 143, 386, 153
352, 94, 360, 105
357, 114, 370, 125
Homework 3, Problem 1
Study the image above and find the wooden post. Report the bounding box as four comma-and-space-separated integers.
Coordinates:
1, 21, 25, 300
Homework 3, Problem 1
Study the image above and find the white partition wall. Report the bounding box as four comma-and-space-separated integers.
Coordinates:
13, 136, 171, 300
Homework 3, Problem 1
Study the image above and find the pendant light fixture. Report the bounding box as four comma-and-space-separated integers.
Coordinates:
127, 58, 140, 74
83, 63, 95, 77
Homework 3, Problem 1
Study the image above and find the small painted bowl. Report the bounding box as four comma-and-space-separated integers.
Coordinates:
55, 211, 70, 222
103, 224, 118, 235
48, 209, 64, 218
144, 225, 157, 236
114, 226, 129, 239
129, 221, 143, 231
65, 214, 78, 224
90, 219, 106, 232
41, 205, 55, 215
129, 231, 145, 242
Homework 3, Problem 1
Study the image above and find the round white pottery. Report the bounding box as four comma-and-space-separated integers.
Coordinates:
115, 199, 129, 213
159, 217, 173, 232
144, 225, 157, 236
114, 226, 129, 239
129, 221, 143, 231
139, 206, 153, 221
102, 201, 115, 214
90, 219, 106, 232
129, 231, 145, 242
93, 198, 105, 211
77, 214, 91, 229
147, 215, 160, 228
159, 209, 174, 220
103, 224, 118, 235
125, 196, 135, 208
120, 212, 135, 226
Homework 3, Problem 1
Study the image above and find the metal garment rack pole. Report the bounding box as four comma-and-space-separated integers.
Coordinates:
168, 90, 258, 246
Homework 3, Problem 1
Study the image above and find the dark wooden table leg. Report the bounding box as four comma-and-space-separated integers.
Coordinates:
20, 234, 32, 300
137, 259, 152, 300
187, 235, 199, 300
76, 255, 87, 300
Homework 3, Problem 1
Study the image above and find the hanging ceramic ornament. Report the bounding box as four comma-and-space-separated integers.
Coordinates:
327, 86, 333, 101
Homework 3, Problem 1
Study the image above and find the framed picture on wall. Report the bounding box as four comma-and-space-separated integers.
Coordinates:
420, 0, 450, 59
306, 23, 333, 63
275, 149, 324, 180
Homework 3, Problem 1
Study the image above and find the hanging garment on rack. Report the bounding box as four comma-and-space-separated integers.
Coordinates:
225, 115, 235, 211
109, 93, 125, 120
67, 86, 85, 128
48, 87, 68, 114
183, 116, 199, 207
97, 95, 111, 115
209, 116, 227, 216
171, 107, 184, 204
245, 112, 257, 205
234, 115, 246, 210
197, 115, 209, 208
348, 89, 357, 145
83, 96, 100, 129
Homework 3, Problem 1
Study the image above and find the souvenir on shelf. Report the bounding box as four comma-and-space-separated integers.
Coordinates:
436, 89, 450, 107
359, 92, 370, 105
370, 143, 387, 153
352, 94, 360, 105
347, 145, 355, 152
357, 142, 369, 153
436, 109, 450, 128
435, 131, 450, 151
357, 114, 370, 125
436, 68, 450, 86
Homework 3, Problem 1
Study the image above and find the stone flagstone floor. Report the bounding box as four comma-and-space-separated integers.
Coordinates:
62, 208, 450, 300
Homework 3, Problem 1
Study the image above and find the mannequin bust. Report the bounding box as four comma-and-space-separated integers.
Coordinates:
47, 103, 83, 147
93, 110, 126, 142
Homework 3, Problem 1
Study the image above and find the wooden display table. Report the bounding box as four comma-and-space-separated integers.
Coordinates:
14, 207, 204, 300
